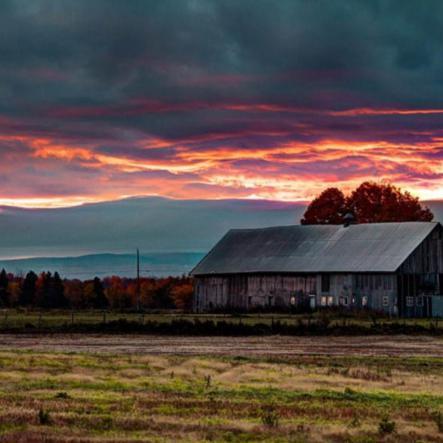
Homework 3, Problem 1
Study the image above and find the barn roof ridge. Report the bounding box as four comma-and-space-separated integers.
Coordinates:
191, 221, 440, 275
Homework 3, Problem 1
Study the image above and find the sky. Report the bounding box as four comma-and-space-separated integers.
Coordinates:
1, 0, 443, 208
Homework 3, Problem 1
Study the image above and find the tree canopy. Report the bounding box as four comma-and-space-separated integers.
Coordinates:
301, 182, 433, 225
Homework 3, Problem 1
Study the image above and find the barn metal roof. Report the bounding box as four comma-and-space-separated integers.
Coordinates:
191, 222, 440, 275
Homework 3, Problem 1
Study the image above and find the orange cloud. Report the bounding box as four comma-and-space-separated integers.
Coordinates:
0, 126, 442, 208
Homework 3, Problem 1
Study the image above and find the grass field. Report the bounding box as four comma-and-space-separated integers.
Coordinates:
0, 336, 442, 442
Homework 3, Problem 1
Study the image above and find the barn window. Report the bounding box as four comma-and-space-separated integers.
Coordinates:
327, 296, 334, 306
406, 296, 414, 307
362, 296, 368, 307
416, 296, 424, 307
248, 296, 252, 306
382, 296, 389, 307
321, 274, 330, 292
321, 296, 327, 306
290, 296, 296, 306
339, 296, 348, 306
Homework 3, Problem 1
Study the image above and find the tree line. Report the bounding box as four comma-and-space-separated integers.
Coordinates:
0, 269, 193, 310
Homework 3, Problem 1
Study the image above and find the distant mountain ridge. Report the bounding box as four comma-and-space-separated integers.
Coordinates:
0, 252, 205, 280
0, 196, 306, 259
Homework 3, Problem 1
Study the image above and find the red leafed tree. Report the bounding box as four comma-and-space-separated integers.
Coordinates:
348, 182, 433, 223
301, 182, 433, 224
300, 187, 347, 225
170, 282, 194, 310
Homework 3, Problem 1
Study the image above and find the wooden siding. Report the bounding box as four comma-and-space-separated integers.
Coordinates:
397, 224, 443, 317
194, 274, 316, 311
193, 272, 397, 313
352, 274, 397, 314
398, 224, 443, 275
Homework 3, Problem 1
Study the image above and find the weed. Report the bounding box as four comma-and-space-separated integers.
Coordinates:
54, 391, 70, 399
378, 416, 395, 434
97, 416, 113, 430
344, 387, 356, 398
349, 415, 361, 428
38, 408, 51, 425
431, 410, 443, 433
296, 423, 307, 432
260, 404, 279, 428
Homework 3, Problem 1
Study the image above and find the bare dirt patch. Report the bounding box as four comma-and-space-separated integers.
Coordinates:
0, 334, 442, 357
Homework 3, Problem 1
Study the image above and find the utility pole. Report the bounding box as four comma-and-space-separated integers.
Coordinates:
136, 248, 140, 312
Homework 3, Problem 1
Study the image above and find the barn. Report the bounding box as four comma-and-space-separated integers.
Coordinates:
191, 221, 443, 317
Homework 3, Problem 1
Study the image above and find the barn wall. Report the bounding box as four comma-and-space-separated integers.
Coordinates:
246, 274, 316, 309
315, 273, 397, 313
398, 224, 443, 276
316, 274, 352, 307
193, 274, 316, 311
193, 272, 398, 313
352, 274, 397, 314
397, 224, 443, 317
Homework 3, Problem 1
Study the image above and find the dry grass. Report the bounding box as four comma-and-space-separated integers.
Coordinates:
0, 340, 442, 442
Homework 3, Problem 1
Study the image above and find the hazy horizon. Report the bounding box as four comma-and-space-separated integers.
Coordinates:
0, 196, 442, 266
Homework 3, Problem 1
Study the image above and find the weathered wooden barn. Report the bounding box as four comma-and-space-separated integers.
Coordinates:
191, 222, 443, 317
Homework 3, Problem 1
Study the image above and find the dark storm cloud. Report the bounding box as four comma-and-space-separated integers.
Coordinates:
1, 0, 443, 205
2, 0, 443, 111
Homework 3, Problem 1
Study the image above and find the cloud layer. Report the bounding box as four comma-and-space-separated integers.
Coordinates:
1, 0, 443, 207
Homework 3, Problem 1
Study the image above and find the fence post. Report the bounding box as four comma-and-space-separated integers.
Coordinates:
38, 313, 42, 329
71, 311, 74, 326
102, 310, 106, 324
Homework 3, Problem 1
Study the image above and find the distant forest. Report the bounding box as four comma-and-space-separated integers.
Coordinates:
0, 269, 193, 310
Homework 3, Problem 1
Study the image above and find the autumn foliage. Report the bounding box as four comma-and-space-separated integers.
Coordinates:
301, 182, 434, 225
0, 270, 193, 311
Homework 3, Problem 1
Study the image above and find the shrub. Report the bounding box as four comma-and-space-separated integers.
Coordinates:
431, 411, 443, 433
378, 416, 395, 434
38, 408, 51, 425
349, 415, 361, 428
260, 404, 279, 428
344, 387, 356, 398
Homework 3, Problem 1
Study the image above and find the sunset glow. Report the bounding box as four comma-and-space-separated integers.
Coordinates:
1, 1, 443, 208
